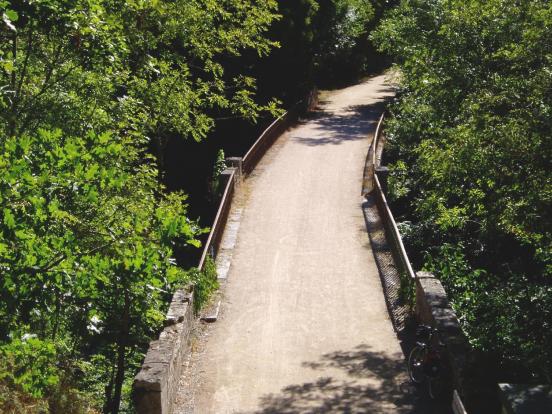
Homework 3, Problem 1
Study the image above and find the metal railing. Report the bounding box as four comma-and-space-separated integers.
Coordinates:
242, 102, 303, 176
370, 113, 416, 281
198, 169, 236, 270
198, 94, 317, 269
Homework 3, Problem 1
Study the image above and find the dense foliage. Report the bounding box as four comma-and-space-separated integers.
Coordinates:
374, 0, 552, 381
254, 0, 390, 103
167, 0, 389, 232
0, 0, 279, 412
0, 0, 389, 412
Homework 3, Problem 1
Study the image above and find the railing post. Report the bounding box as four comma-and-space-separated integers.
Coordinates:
219, 168, 235, 185
226, 157, 243, 182
375, 166, 390, 195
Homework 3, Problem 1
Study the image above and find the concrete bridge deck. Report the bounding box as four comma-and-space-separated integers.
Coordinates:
175, 75, 417, 413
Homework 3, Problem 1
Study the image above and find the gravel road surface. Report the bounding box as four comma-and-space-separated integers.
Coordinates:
176, 74, 419, 413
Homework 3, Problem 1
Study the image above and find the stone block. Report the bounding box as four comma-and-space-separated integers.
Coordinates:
226, 157, 243, 181
166, 288, 192, 326
375, 166, 390, 195
133, 291, 195, 414
414, 271, 472, 402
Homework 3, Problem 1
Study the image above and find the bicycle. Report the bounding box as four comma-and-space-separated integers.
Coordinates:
408, 324, 448, 399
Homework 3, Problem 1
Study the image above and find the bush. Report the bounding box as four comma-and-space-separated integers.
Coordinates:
374, 0, 552, 380
0, 337, 99, 413
0, 337, 59, 398
191, 256, 220, 313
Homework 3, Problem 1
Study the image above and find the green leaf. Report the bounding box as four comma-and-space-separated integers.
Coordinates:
3, 208, 16, 229
5, 9, 18, 22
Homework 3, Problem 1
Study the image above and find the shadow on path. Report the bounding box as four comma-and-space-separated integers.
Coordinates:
292, 100, 387, 147
247, 344, 450, 414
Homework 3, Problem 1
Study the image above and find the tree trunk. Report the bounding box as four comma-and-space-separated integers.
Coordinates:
51, 290, 61, 341
152, 134, 169, 183
8, 31, 18, 137
110, 338, 126, 414
110, 288, 130, 414
103, 365, 115, 414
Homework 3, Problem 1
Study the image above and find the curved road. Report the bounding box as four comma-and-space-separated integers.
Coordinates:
178, 75, 416, 413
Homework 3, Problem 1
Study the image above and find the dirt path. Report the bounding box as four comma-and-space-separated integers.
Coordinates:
176, 74, 418, 413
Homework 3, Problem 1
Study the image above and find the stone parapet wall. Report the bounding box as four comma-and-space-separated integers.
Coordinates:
133, 287, 194, 414
369, 112, 478, 412
415, 272, 498, 413
415, 272, 471, 396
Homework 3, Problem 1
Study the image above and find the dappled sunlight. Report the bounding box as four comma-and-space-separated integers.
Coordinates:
291, 103, 384, 147
250, 344, 447, 414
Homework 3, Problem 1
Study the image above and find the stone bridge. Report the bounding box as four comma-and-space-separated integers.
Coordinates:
133, 75, 470, 414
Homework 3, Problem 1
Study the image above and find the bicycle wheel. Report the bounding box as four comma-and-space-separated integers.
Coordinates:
407, 346, 425, 384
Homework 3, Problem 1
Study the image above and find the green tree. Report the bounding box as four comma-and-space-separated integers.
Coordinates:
0, 0, 281, 412
252, 0, 379, 104
0, 127, 201, 412
0, 0, 280, 159
374, 0, 552, 380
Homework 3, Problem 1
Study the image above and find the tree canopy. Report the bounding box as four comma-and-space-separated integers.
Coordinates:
0, 0, 279, 412
0, 0, 387, 412
374, 0, 552, 381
